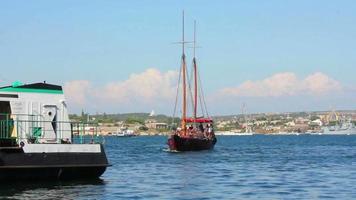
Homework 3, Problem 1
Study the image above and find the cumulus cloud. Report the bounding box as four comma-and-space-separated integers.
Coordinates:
220, 72, 342, 97
63, 68, 178, 107
63, 69, 345, 114
303, 72, 342, 95
63, 80, 91, 105
95, 68, 178, 103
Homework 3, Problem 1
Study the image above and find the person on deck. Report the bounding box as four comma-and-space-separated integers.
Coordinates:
207, 124, 213, 138
188, 125, 194, 137
204, 124, 209, 138
199, 123, 204, 133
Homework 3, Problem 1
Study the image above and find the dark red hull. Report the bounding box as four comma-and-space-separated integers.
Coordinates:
168, 134, 217, 151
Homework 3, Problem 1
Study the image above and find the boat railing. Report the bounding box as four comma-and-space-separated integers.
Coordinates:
0, 113, 14, 140
70, 122, 104, 144
0, 113, 104, 145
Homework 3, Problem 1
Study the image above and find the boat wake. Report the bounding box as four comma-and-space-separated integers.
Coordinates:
162, 148, 181, 153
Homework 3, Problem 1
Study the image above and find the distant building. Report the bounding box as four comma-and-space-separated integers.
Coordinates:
285, 121, 296, 127
270, 120, 282, 125
145, 120, 168, 129
295, 117, 310, 124
98, 122, 116, 127
309, 119, 323, 126
254, 120, 268, 126
216, 121, 229, 128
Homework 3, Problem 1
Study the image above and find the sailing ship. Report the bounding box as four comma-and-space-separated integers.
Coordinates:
168, 13, 217, 151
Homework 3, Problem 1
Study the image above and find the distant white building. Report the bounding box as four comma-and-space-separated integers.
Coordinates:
295, 117, 310, 124
254, 120, 268, 126
149, 110, 155, 117
285, 121, 296, 127
145, 119, 168, 129
309, 119, 323, 126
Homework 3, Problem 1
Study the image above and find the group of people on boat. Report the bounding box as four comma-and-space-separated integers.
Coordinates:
176, 123, 215, 139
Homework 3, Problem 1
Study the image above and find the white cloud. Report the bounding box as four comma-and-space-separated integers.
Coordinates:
95, 68, 178, 103
63, 68, 178, 107
303, 72, 341, 95
63, 70, 345, 114
220, 72, 342, 97
63, 80, 91, 105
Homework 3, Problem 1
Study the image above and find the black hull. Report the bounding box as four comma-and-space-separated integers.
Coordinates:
0, 166, 107, 180
168, 135, 217, 151
0, 145, 109, 180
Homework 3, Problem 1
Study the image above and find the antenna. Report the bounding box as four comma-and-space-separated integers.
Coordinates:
193, 20, 198, 119
182, 10, 185, 55
181, 10, 187, 133
193, 20, 196, 58
188, 20, 201, 53
172, 11, 192, 53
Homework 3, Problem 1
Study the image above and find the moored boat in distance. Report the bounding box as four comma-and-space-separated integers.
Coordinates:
114, 126, 137, 137
168, 13, 216, 151
0, 82, 110, 180
216, 131, 254, 136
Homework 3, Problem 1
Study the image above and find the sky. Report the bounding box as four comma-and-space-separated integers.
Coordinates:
0, 0, 356, 115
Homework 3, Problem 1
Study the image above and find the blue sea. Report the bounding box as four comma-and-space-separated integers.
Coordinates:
1, 135, 356, 199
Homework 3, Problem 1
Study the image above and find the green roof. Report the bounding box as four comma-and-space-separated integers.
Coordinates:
0, 87, 63, 94
0, 82, 63, 94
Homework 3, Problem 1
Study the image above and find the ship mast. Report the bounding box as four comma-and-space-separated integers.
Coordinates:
193, 20, 198, 119
181, 11, 187, 133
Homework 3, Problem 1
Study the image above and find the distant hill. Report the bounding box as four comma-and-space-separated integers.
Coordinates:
70, 110, 356, 124
69, 112, 179, 125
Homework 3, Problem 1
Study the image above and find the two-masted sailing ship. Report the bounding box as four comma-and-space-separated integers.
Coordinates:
168, 13, 217, 151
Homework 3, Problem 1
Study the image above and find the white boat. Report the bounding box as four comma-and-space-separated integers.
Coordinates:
232, 132, 254, 136
215, 131, 254, 136
305, 129, 324, 135
114, 127, 137, 137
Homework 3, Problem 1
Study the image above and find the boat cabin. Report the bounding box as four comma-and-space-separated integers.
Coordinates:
0, 82, 93, 147
0, 82, 109, 180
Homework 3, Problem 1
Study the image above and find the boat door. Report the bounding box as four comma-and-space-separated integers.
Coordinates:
42, 105, 57, 142
0, 101, 13, 139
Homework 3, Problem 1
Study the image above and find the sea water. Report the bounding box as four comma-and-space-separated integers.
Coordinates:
1, 135, 356, 199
